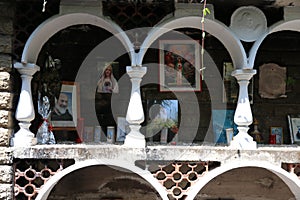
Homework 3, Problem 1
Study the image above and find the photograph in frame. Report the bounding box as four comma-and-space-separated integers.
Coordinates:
212, 109, 238, 144
51, 81, 79, 129
145, 99, 179, 142
116, 117, 129, 142
159, 40, 201, 92
96, 62, 119, 94
270, 126, 283, 144
287, 115, 300, 144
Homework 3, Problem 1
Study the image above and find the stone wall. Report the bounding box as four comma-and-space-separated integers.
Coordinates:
0, 1, 15, 199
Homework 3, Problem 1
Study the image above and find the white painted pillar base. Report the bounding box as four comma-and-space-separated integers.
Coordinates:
13, 62, 39, 147
13, 123, 37, 147
230, 127, 256, 150
124, 125, 145, 148
124, 66, 147, 148
230, 69, 257, 150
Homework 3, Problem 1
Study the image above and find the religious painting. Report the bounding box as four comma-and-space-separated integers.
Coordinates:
159, 40, 201, 92
96, 62, 119, 93
51, 81, 79, 129
270, 126, 283, 144
287, 115, 300, 144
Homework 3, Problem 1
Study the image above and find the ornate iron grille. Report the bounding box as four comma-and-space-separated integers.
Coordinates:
14, 159, 75, 200
102, 0, 174, 30
150, 161, 220, 200
13, 0, 60, 59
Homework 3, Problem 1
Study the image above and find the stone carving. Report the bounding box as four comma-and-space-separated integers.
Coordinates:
259, 63, 287, 99
230, 6, 267, 42
36, 93, 56, 144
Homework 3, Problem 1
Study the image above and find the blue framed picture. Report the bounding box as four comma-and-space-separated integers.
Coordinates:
212, 109, 238, 144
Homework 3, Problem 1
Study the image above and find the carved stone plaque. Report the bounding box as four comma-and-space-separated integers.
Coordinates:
259, 63, 286, 99
230, 6, 267, 42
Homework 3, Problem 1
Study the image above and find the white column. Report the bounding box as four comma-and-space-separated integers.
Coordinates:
13, 62, 40, 147
124, 66, 147, 148
230, 69, 257, 150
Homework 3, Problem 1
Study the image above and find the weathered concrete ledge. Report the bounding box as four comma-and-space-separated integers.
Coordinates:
11, 144, 300, 166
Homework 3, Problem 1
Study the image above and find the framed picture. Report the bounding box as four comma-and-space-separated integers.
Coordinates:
212, 109, 238, 144
83, 126, 94, 142
223, 62, 253, 104
96, 62, 119, 93
116, 117, 129, 142
145, 99, 179, 142
270, 126, 283, 144
159, 40, 201, 92
287, 115, 300, 144
51, 81, 79, 129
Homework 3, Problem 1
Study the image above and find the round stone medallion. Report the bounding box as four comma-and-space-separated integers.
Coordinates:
230, 6, 267, 42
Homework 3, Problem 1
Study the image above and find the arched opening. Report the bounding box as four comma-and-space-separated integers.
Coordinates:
139, 17, 247, 69
29, 23, 131, 143
140, 26, 233, 144
47, 165, 163, 199
249, 19, 300, 68
195, 167, 295, 200
186, 162, 300, 200
251, 30, 300, 144
35, 160, 169, 200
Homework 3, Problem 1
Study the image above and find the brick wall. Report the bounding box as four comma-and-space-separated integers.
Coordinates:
0, 1, 15, 199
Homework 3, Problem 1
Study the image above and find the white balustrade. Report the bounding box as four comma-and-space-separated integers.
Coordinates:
124, 65, 147, 148
13, 62, 39, 147
230, 69, 257, 150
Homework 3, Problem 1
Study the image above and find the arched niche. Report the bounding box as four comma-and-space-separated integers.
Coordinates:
186, 161, 300, 200
21, 12, 134, 65
35, 159, 168, 200
138, 16, 247, 69
249, 19, 300, 68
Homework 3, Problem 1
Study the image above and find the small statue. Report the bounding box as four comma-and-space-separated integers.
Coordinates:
250, 118, 264, 144
36, 93, 56, 144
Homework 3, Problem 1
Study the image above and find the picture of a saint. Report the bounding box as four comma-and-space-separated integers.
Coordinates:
163, 44, 196, 87
159, 40, 201, 92
96, 64, 119, 93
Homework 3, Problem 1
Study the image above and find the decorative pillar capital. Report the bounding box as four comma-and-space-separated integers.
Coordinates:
230, 68, 257, 150
232, 69, 256, 82
124, 66, 147, 148
126, 65, 147, 79
13, 62, 39, 147
14, 62, 40, 76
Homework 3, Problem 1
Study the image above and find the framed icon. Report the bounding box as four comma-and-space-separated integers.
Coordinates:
159, 40, 201, 92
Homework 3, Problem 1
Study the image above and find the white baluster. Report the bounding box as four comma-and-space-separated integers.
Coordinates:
124, 66, 147, 148
230, 69, 257, 150
13, 62, 39, 147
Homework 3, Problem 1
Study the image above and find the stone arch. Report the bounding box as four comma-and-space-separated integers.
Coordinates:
21, 12, 134, 65
249, 19, 300, 68
186, 161, 300, 200
35, 159, 169, 200
138, 16, 247, 69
